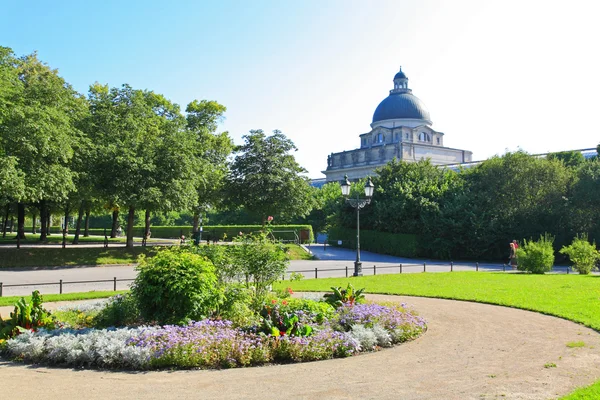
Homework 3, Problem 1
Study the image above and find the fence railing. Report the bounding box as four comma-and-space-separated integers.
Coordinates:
0, 277, 135, 297
0, 262, 574, 297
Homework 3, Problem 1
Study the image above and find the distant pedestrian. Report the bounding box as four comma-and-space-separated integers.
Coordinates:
509, 242, 518, 270
512, 239, 519, 250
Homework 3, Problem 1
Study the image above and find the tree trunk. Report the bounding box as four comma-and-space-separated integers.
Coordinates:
192, 213, 199, 234
39, 200, 48, 241
9, 216, 14, 233
31, 210, 37, 234
73, 201, 85, 244
17, 203, 26, 239
144, 209, 151, 239
2, 204, 9, 238
63, 206, 70, 235
110, 209, 119, 238
126, 206, 135, 248
46, 210, 51, 236
84, 206, 90, 237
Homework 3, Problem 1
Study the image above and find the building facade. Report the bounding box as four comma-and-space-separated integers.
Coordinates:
323, 67, 473, 182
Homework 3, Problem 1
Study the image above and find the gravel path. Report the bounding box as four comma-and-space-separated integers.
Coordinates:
2, 294, 600, 399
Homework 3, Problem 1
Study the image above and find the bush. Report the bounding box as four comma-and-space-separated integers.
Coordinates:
560, 234, 600, 274
93, 294, 140, 328
231, 232, 289, 306
130, 248, 224, 324
516, 234, 555, 274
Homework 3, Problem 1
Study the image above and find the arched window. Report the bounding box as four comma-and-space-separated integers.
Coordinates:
419, 132, 430, 142
377, 133, 383, 143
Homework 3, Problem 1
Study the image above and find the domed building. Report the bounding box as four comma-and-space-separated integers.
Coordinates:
323, 67, 473, 182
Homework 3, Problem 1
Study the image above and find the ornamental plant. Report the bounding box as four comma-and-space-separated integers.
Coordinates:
130, 247, 224, 325
516, 234, 555, 274
259, 299, 313, 337
560, 234, 600, 274
323, 284, 365, 308
0, 290, 58, 339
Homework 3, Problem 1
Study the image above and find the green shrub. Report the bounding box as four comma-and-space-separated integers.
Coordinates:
231, 233, 289, 307
130, 248, 224, 324
560, 234, 600, 275
327, 227, 418, 257
516, 234, 555, 274
217, 284, 259, 327
93, 294, 140, 328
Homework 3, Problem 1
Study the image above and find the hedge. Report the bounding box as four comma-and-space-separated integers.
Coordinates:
326, 227, 418, 258
49, 225, 314, 243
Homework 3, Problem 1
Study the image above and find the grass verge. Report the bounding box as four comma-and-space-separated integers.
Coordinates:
0, 290, 127, 307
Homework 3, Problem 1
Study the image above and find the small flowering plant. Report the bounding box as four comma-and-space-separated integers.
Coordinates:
259, 299, 313, 337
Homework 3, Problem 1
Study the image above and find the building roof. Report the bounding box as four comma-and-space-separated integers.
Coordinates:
372, 92, 431, 123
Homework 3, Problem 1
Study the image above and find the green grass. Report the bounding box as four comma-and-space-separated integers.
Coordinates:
0, 290, 127, 307
566, 341, 586, 348
0, 233, 176, 244
275, 272, 600, 331
274, 272, 600, 398
284, 244, 314, 260
561, 381, 600, 400
0, 247, 158, 268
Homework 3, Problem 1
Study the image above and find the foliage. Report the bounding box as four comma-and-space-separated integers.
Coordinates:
225, 129, 314, 224
216, 284, 259, 328
259, 299, 313, 337
92, 294, 140, 328
516, 234, 555, 274
231, 232, 289, 305
546, 150, 586, 168
130, 248, 223, 324
560, 234, 600, 274
323, 284, 365, 308
0, 291, 57, 339
327, 227, 418, 257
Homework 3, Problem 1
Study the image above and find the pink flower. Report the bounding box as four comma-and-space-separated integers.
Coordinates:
267, 216, 273, 222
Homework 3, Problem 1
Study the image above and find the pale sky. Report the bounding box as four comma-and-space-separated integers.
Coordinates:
2, 0, 599, 178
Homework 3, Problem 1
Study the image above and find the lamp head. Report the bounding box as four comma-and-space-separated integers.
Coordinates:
340, 175, 351, 197
364, 176, 374, 198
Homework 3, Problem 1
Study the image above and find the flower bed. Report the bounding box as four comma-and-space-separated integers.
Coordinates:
1, 297, 426, 370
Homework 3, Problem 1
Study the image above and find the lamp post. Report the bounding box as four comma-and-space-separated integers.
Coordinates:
340, 175, 375, 277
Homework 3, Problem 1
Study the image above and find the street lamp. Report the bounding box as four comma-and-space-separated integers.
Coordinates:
340, 175, 375, 277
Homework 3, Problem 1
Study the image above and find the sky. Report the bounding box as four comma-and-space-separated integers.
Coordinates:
2, 0, 599, 178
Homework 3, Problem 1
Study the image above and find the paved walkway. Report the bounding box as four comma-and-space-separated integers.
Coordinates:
0, 244, 574, 297
2, 294, 600, 399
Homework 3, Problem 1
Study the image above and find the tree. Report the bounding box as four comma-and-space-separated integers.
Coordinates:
1, 50, 86, 240
88, 84, 198, 247
226, 130, 314, 225
185, 100, 232, 234
547, 151, 585, 168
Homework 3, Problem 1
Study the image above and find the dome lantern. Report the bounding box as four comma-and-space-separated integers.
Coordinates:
392, 66, 409, 92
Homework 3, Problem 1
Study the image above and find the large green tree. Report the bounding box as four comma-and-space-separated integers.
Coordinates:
0, 50, 86, 240
185, 100, 233, 234
226, 130, 314, 225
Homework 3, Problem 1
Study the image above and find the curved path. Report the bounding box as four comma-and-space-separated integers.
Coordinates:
2, 295, 600, 399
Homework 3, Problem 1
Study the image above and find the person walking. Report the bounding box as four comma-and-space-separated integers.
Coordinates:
509, 242, 518, 270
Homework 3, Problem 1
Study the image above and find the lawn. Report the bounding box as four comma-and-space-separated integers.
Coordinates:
0, 247, 157, 268
276, 272, 600, 331
0, 290, 127, 307
0, 233, 175, 244
0, 243, 312, 268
